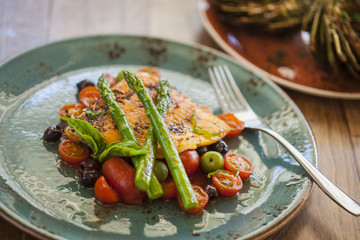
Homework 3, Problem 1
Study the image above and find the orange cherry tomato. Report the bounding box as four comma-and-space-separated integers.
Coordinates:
102, 157, 146, 205
161, 178, 178, 200
211, 171, 243, 197
177, 185, 208, 215
79, 90, 101, 107
94, 176, 120, 204
58, 140, 90, 165
136, 67, 161, 79
78, 86, 101, 107
218, 113, 245, 136
59, 103, 86, 118
105, 73, 117, 87
224, 152, 254, 179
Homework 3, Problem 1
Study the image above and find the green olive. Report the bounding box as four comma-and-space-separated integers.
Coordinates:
200, 151, 224, 173
153, 160, 169, 183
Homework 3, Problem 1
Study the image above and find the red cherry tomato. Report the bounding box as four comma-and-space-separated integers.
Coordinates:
105, 73, 117, 87
161, 178, 178, 200
177, 185, 208, 215
78, 86, 101, 107
59, 103, 86, 118
211, 171, 243, 197
179, 149, 200, 176
224, 152, 254, 179
102, 157, 146, 205
58, 140, 90, 165
136, 67, 161, 79
218, 113, 245, 136
94, 176, 120, 204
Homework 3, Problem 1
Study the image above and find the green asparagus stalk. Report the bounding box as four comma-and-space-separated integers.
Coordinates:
97, 74, 163, 198
134, 81, 171, 197
122, 70, 198, 210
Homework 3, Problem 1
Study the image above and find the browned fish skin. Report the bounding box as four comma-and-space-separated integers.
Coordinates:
66, 74, 230, 157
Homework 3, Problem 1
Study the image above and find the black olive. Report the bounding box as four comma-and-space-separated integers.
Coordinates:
79, 170, 101, 188
210, 139, 229, 155
78, 158, 102, 175
204, 184, 218, 200
76, 80, 95, 92
196, 146, 208, 156
43, 125, 62, 142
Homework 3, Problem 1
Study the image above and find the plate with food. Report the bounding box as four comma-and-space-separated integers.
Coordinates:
0, 35, 316, 239
198, 0, 360, 99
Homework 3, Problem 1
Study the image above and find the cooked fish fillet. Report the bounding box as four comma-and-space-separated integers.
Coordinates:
65, 74, 230, 158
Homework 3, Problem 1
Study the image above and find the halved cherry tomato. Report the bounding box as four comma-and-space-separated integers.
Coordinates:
211, 171, 243, 197
105, 73, 117, 87
224, 152, 254, 179
94, 176, 120, 204
136, 67, 161, 79
162, 178, 178, 200
78, 86, 101, 107
218, 113, 245, 136
59, 103, 86, 118
58, 140, 90, 165
177, 185, 208, 215
179, 149, 200, 176
102, 157, 146, 205
79, 90, 101, 107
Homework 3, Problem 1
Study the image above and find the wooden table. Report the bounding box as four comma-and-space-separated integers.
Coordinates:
0, 0, 359, 239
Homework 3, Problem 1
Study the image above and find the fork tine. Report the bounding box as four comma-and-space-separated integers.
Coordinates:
217, 66, 244, 112
212, 66, 236, 112
222, 65, 253, 113
208, 67, 229, 113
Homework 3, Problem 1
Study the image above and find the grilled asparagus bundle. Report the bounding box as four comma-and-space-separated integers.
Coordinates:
211, 0, 311, 32
303, 0, 360, 77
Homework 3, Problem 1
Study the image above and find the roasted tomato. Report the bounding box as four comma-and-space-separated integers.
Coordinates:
58, 140, 90, 165
211, 171, 243, 197
161, 178, 178, 200
102, 157, 146, 205
177, 185, 208, 215
224, 152, 254, 179
179, 149, 200, 176
105, 73, 117, 87
59, 103, 86, 118
94, 176, 120, 204
218, 113, 245, 136
136, 67, 161, 79
78, 86, 101, 107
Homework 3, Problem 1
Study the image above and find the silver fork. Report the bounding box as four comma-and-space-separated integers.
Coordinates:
209, 65, 360, 216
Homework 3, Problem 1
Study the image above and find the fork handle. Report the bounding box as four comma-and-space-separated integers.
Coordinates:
251, 126, 360, 216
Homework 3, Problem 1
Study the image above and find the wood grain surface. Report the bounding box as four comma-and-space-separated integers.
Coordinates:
0, 0, 359, 239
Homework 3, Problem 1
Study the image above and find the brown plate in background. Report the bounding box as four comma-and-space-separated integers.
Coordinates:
198, 0, 360, 99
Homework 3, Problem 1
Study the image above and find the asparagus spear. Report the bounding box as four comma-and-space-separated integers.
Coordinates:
122, 70, 198, 210
97, 75, 163, 198
134, 80, 171, 197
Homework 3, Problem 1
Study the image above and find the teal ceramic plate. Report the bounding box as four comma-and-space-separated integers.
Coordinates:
0, 35, 317, 240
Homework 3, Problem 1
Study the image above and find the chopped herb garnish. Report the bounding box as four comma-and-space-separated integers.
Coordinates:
83, 108, 106, 118
207, 169, 239, 178
191, 112, 221, 137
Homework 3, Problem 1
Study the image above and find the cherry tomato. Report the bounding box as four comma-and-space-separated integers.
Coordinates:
79, 90, 101, 107
105, 73, 117, 87
136, 67, 161, 79
224, 152, 254, 179
102, 157, 146, 205
218, 113, 245, 136
59, 103, 86, 118
177, 185, 208, 215
161, 178, 178, 200
94, 176, 120, 204
179, 149, 200, 176
58, 140, 90, 165
211, 171, 243, 197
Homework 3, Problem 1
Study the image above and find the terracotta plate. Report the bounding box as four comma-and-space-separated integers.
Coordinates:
198, 0, 360, 99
